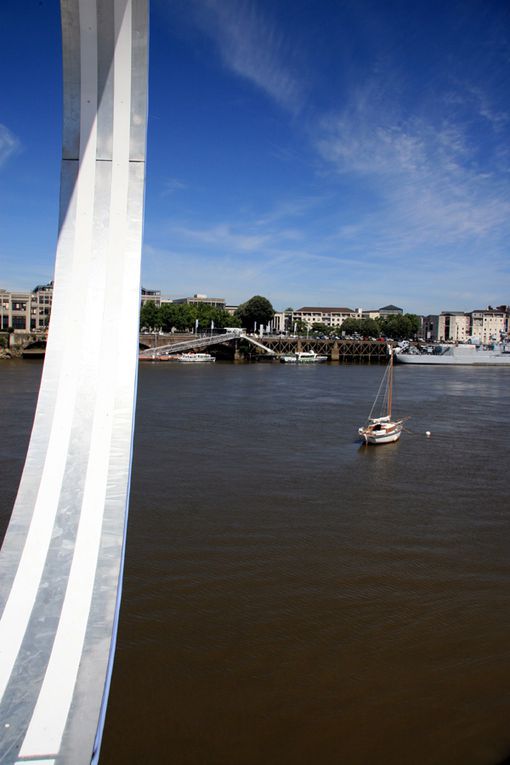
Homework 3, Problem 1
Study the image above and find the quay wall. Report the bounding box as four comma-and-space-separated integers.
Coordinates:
1, 331, 390, 363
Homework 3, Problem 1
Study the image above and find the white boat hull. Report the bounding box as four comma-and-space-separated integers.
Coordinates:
178, 353, 215, 362
360, 428, 402, 445
280, 353, 327, 363
396, 347, 510, 365
358, 419, 403, 445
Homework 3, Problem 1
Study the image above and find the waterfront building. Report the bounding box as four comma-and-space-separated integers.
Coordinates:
361, 309, 381, 320
173, 293, 226, 309
141, 287, 162, 306
0, 282, 53, 331
141, 290, 226, 310
293, 306, 361, 330
361, 305, 404, 321
470, 308, 509, 343
272, 310, 292, 332
421, 314, 439, 341
435, 309, 509, 343
378, 304, 404, 316
438, 311, 470, 342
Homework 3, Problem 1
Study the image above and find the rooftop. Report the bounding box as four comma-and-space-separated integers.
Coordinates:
296, 306, 355, 313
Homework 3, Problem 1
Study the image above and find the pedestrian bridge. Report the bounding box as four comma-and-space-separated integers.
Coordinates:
139, 333, 389, 362
139, 331, 277, 357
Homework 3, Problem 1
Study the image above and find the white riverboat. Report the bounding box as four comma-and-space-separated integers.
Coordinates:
396, 341, 510, 366
280, 351, 328, 364
177, 353, 215, 363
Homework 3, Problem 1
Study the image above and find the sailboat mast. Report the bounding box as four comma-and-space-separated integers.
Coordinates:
387, 347, 393, 419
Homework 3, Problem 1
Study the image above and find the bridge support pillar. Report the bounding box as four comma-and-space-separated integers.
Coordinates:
331, 341, 339, 361
0, 2, 148, 764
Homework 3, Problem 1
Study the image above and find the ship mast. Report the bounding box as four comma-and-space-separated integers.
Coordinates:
387, 347, 393, 419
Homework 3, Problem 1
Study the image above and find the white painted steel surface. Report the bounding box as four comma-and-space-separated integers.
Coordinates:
0, 1, 148, 763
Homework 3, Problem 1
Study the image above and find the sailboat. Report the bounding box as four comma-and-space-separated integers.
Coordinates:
358, 347, 404, 445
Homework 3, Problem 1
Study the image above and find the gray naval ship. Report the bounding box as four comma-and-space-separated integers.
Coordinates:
395, 339, 510, 365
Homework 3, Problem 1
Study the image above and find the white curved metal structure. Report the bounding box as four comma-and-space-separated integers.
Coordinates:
0, 1, 148, 763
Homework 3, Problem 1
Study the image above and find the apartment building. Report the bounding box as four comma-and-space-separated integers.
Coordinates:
377, 304, 404, 317
470, 308, 508, 343
140, 287, 162, 306
429, 308, 509, 343
141, 290, 225, 310
437, 311, 471, 342
0, 283, 53, 331
421, 314, 439, 341
361, 304, 404, 320
173, 293, 226, 309
293, 306, 361, 329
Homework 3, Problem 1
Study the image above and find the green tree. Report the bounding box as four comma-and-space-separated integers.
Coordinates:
159, 303, 179, 332
378, 313, 420, 339
405, 313, 421, 337
294, 319, 308, 334
311, 322, 332, 336
209, 307, 242, 329
359, 318, 380, 337
189, 304, 242, 331
175, 304, 196, 331
140, 300, 160, 330
235, 295, 275, 330
340, 318, 363, 335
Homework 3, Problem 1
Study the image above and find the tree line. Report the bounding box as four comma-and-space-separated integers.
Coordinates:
140, 295, 275, 333
140, 296, 419, 340
311, 314, 421, 339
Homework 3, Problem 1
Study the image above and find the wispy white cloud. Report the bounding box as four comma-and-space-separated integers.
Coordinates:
0, 124, 20, 168
183, 0, 304, 112
161, 177, 188, 196
142, 241, 289, 302
314, 84, 510, 253
143, 5, 510, 312
168, 222, 271, 252
444, 84, 509, 132
145, 161, 510, 312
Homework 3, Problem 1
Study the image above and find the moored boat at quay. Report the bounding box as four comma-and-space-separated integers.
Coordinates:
139, 353, 180, 361
177, 352, 216, 362
395, 341, 510, 366
280, 350, 328, 364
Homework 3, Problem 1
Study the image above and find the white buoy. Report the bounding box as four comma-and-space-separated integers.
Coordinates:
426, 431, 431, 437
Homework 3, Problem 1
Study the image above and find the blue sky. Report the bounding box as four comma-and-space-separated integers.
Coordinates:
1, 0, 509, 313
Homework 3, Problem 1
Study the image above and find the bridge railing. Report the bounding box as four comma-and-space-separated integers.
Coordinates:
139, 334, 389, 360
139, 331, 245, 357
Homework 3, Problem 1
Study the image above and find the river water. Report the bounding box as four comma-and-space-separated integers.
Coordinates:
1, 360, 510, 765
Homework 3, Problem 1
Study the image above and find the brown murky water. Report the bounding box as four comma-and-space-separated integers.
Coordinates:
2, 360, 510, 764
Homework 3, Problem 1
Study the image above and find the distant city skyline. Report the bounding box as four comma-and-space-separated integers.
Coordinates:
2, 279, 507, 319
1, 1, 509, 314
